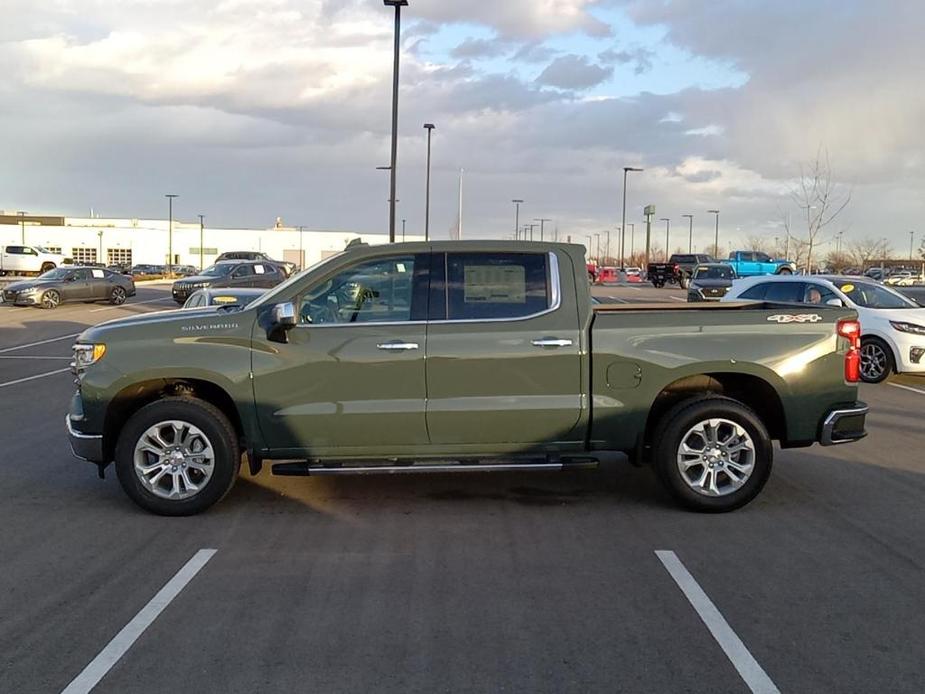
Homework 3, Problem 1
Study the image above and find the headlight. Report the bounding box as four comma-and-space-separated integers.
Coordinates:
20, 286, 39, 294
72, 343, 107, 369
890, 321, 925, 335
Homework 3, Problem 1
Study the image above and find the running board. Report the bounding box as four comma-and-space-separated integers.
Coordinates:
271, 459, 598, 477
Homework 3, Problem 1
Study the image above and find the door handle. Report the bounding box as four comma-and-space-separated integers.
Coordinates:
377, 342, 419, 351
531, 338, 573, 348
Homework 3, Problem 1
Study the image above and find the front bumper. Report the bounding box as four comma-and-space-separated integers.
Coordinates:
820, 402, 868, 446
66, 415, 105, 462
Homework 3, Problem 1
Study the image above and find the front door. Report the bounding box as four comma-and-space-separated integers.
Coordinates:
61, 268, 92, 301
425, 250, 584, 448
252, 253, 430, 457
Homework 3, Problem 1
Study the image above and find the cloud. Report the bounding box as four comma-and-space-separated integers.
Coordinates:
450, 37, 510, 60
598, 46, 654, 74
535, 54, 614, 90
512, 42, 560, 64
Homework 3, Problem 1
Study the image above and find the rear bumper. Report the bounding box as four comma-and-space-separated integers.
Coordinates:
820, 402, 868, 446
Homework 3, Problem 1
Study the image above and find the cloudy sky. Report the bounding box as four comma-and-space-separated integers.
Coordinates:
1, 0, 924, 254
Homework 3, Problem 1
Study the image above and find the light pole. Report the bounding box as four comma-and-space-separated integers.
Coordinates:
165, 194, 178, 275
594, 232, 601, 263
620, 166, 643, 268
17, 211, 26, 244
681, 214, 693, 253
198, 214, 205, 271
424, 123, 435, 241
707, 209, 720, 258
660, 218, 671, 261
512, 199, 523, 241
384, 0, 409, 243
97, 230, 103, 262
402, 218, 406, 242
298, 225, 304, 269
910, 231, 915, 261
628, 223, 635, 260
605, 230, 611, 264
586, 235, 593, 259
535, 218, 551, 242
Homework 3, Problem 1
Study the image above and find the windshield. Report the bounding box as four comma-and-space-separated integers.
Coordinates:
37, 268, 72, 280
835, 281, 918, 309
250, 252, 346, 308
200, 264, 235, 277
694, 266, 734, 280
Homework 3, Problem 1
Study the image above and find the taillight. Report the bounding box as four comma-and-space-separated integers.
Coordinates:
837, 319, 861, 383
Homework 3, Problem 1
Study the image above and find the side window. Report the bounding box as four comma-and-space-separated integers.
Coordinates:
740, 283, 770, 300
446, 252, 549, 321
25, 247, 38, 256
73, 268, 92, 280
232, 265, 254, 278
5, 246, 23, 254
764, 282, 804, 302
298, 255, 418, 324
755, 252, 771, 263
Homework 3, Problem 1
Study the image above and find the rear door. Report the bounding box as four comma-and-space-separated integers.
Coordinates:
89, 268, 110, 299
424, 250, 583, 446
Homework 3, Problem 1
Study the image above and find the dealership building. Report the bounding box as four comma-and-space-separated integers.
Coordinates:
0, 213, 419, 269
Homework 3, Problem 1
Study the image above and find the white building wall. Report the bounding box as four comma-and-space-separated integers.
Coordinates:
0, 218, 423, 269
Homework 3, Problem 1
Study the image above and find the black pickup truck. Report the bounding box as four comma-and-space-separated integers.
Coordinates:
648, 253, 715, 289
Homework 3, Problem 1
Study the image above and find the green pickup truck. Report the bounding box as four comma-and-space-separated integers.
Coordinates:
66, 241, 868, 515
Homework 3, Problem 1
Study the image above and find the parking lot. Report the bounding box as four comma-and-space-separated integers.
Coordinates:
1, 284, 924, 693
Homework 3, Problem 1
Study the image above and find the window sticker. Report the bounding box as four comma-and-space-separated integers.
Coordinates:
254, 264, 265, 274
463, 265, 526, 304
91, 269, 105, 278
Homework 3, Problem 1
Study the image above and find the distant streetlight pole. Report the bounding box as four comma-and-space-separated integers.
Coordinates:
17, 211, 26, 244
198, 214, 205, 271
605, 229, 611, 263
424, 123, 435, 241
527, 223, 538, 241
535, 218, 551, 242
628, 223, 635, 259
165, 194, 178, 275
707, 209, 720, 258
97, 229, 103, 261
384, 0, 409, 243
660, 218, 671, 261
512, 199, 524, 241
910, 230, 916, 261
298, 225, 305, 269
681, 214, 694, 253
402, 218, 406, 242
620, 166, 643, 268
594, 232, 601, 263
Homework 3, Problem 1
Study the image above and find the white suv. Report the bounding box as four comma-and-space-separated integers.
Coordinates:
723, 275, 925, 383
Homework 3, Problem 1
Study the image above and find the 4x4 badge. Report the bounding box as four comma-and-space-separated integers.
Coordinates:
767, 314, 823, 324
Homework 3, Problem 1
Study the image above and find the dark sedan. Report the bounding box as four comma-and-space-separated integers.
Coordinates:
687, 263, 737, 302
2, 266, 136, 309
182, 287, 266, 309
171, 260, 285, 304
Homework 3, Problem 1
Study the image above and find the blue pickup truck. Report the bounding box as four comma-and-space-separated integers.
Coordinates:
726, 251, 796, 277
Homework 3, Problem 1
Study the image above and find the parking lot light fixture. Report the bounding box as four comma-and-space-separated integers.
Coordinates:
165, 194, 179, 276
198, 215, 205, 271
660, 218, 671, 261
512, 199, 523, 240
18, 211, 26, 244
708, 210, 720, 258
621, 166, 643, 268
384, 0, 409, 243
682, 214, 694, 253
535, 218, 551, 242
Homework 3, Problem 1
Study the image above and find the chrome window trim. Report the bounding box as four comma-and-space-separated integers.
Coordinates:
294, 251, 561, 328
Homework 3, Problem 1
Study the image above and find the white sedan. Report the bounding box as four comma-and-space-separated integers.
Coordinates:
723, 275, 925, 383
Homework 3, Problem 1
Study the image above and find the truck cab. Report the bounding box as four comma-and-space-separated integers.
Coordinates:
726, 250, 796, 277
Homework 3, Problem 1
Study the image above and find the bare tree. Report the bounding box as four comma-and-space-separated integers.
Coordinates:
850, 237, 892, 270
785, 149, 852, 272
743, 235, 772, 253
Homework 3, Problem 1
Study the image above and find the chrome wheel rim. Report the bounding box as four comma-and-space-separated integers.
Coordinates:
42, 291, 59, 309
112, 287, 126, 304
677, 418, 755, 497
133, 420, 215, 500
860, 343, 887, 380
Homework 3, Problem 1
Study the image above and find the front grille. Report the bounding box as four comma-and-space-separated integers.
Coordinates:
3, 290, 17, 302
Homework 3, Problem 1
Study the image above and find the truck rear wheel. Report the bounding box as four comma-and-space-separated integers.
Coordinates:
651, 396, 772, 512
41, 262, 56, 273
115, 397, 239, 516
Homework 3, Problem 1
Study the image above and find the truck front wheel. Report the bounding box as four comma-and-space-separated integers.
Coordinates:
651, 396, 772, 512
115, 397, 240, 516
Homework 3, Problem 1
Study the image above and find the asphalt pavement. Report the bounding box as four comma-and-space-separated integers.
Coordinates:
1, 283, 923, 693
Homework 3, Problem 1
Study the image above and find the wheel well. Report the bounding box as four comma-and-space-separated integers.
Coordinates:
103, 378, 244, 460
644, 373, 786, 445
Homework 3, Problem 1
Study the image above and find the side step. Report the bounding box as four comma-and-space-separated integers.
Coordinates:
272, 459, 598, 477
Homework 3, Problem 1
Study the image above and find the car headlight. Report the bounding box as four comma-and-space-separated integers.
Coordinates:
20, 286, 39, 294
72, 343, 107, 370
890, 321, 925, 336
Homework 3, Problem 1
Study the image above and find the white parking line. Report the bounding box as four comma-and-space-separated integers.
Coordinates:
0, 333, 80, 354
656, 550, 780, 694
89, 298, 174, 313
61, 549, 217, 694
0, 368, 71, 388
668, 295, 686, 302
0, 355, 71, 360
889, 382, 925, 396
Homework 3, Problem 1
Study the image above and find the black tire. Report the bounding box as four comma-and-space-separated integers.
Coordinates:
679, 275, 690, 289
115, 397, 240, 516
777, 267, 793, 275
860, 337, 894, 383
651, 395, 773, 512
110, 285, 127, 305
40, 289, 60, 309
40, 262, 56, 273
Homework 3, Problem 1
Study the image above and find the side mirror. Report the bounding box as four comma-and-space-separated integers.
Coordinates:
826, 298, 844, 307
268, 302, 297, 343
